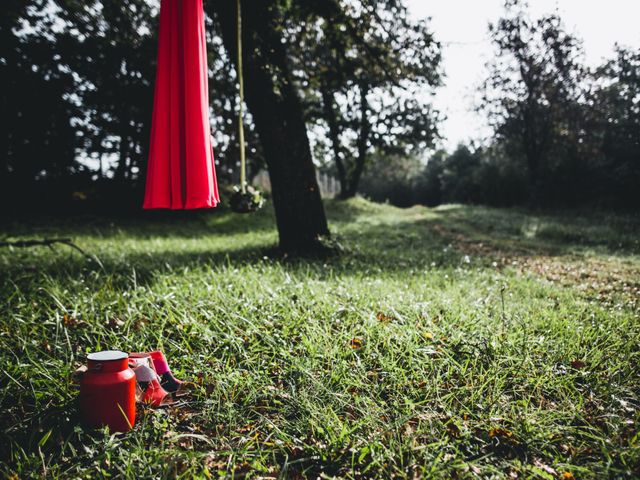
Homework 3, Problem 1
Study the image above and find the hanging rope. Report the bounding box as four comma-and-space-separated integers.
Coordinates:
236, 0, 246, 194
229, 0, 264, 213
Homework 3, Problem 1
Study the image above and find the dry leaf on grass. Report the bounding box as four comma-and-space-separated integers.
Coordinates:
570, 359, 586, 369
376, 311, 395, 322
488, 427, 514, 438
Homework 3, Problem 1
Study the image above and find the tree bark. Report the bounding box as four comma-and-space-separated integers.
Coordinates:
210, 1, 330, 254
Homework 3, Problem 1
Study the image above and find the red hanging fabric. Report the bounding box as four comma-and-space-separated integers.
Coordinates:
143, 0, 219, 209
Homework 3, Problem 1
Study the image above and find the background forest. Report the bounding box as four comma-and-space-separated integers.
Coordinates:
1, 0, 638, 213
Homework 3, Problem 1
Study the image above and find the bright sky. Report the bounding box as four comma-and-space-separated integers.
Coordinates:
405, 0, 640, 151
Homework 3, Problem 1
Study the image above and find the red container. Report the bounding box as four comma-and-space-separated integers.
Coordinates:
79, 351, 136, 432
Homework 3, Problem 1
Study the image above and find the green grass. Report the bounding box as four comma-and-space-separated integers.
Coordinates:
1, 199, 639, 479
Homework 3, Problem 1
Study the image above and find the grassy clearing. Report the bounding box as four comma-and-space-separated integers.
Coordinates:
1, 199, 639, 479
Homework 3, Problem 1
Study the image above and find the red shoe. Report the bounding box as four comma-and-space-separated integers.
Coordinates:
148, 350, 190, 396
129, 353, 174, 407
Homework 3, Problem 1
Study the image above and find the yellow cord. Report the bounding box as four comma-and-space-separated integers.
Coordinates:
237, 0, 246, 193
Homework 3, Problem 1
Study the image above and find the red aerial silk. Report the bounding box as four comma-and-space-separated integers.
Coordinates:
143, 0, 219, 209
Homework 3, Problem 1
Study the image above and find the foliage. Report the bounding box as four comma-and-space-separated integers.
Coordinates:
1, 199, 639, 478
480, 0, 588, 201
0, 0, 264, 200
358, 152, 425, 207
289, 0, 442, 198
590, 46, 640, 206
0, 0, 79, 183
359, 144, 528, 209
59, 0, 157, 181
474, 0, 639, 209
1, 0, 637, 213
229, 185, 266, 214
390, 1, 639, 211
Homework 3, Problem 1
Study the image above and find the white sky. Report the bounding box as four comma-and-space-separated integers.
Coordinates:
405, 0, 640, 151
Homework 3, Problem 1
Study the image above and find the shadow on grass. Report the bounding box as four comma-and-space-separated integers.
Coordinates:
0, 394, 81, 465
1, 244, 275, 295
2, 200, 639, 296
0, 206, 278, 240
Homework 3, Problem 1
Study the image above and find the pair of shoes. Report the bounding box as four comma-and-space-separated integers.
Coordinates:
148, 350, 187, 395
129, 351, 189, 407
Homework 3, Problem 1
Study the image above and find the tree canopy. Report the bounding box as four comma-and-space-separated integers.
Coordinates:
290, 0, 442, 197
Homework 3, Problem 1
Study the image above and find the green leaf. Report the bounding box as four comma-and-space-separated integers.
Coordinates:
39, 429, 52, 447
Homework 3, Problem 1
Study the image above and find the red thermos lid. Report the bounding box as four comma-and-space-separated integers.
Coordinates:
86, 350, 129, 373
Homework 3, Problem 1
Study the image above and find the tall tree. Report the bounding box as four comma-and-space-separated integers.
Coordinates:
480, 0, 586, 203
208, 0, 330, 254
290, 0, 442, 198
592, 47, 640, 207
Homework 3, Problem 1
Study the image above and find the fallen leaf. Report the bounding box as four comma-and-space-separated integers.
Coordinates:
446, 422, 461, 438
237, 424, 254, 434
63, 314, 77, 327
570, 359, 586, 369
376, 312, 394, 322
489, 427, 513, 438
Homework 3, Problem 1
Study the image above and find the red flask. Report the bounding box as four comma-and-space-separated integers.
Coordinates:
79, 351, 136, 432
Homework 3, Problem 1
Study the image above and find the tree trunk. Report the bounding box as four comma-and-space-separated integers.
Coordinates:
210, 0, 330, 254
342, 82, 370, 199
320, 83, 347, 197
115, 108, 130, 181
522, 114, 543, 207
115, 132, 129, 181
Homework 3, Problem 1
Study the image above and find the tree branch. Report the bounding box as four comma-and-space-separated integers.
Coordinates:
0, 238, 104, 268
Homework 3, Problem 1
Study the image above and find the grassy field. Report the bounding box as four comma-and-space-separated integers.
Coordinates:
1, 199, 639, 479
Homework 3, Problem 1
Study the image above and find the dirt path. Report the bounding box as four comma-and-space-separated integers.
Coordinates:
431, 222, 640, 311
